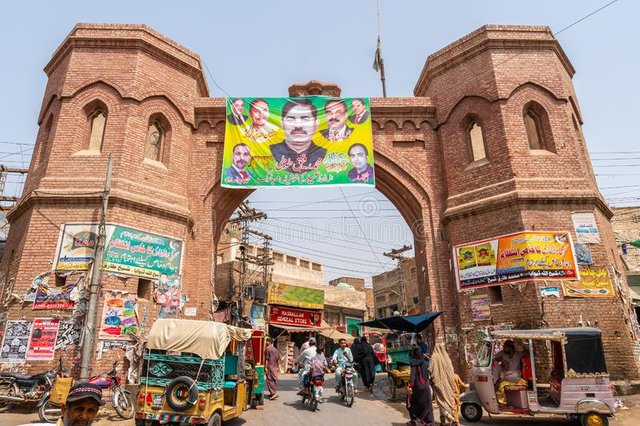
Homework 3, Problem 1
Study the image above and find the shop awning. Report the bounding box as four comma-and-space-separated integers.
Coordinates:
270, 323, 325, 333
318, 325, 355, 344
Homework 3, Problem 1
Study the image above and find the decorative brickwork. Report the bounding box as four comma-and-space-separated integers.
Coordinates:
0, 23, 638, 383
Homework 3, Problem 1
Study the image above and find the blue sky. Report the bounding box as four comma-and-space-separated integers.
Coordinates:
0, 1, 637, 283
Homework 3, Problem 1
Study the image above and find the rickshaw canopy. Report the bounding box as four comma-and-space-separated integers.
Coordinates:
490, 327, 607, 375
358, 311, 443, 333
146, 319, 252, 360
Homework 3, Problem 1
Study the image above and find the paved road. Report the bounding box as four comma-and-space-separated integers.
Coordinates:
3, 373, 640, 425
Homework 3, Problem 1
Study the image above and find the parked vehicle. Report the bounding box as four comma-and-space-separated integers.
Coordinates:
246, 330, 266, 409
135, 319, 253, 426
0, 369, 54, 412
336, 362, 356, 407
461, 327, 616, 426
37, 360, 133, 422
37, 355, 70, 423
301, 374, 325, 411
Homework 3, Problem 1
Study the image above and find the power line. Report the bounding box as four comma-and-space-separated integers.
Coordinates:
554, 0, 619, 35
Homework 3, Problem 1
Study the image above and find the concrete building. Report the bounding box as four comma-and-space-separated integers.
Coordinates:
328, 276, 375, 320
372, 259, 422, 317
1, 23, 639, 383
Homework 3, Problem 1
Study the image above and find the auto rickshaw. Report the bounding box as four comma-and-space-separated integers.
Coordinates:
359, 312, 443, 400
461, 327, 616, 426
361, 330, 387, 371
135, 319, 253, 426
246, 330, 266, 409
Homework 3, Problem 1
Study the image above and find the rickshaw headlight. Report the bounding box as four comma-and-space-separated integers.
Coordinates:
138, 392, 145, 406
198, 396, 206, 411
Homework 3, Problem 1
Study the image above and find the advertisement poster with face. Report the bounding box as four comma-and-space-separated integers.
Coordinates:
454, 231, 579, 291
222, 97, 374, 188
26, 318, 60, 361
0, 320, 32, 363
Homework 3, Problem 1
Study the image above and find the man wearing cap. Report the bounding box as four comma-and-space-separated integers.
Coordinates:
54, 382, 104, 426
295, 336, 317, 394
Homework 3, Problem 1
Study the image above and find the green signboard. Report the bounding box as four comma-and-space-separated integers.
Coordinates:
54, 223, 183, 279
267, 282, 324, 310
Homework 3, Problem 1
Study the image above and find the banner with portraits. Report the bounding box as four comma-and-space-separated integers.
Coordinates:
454, 231, 579, 291
222, 97, 374, 188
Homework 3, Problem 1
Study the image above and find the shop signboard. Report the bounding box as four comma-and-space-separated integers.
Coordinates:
269, 306, 322, 328
267, 282, 324, 310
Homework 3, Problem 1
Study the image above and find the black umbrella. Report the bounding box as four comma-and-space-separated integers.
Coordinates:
358, 311, 443, 333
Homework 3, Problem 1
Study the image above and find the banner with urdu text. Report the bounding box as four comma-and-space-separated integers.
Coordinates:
454, 231, 579, 291
54, 223, 183, 279
222, 97, 374, 188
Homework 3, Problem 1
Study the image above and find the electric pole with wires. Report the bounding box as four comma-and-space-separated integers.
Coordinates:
383, 244, 412, 315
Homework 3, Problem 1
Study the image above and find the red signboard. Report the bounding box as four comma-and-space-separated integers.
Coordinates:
269, 306, 322, 327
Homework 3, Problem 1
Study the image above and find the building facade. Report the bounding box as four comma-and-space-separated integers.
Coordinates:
0, 23, 639, 384
372, 258, 421, 317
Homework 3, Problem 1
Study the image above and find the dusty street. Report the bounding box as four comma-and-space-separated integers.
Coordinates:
2, 374, 640, 425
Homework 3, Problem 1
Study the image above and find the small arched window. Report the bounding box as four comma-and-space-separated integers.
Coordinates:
87, 109, 106, 151
524, 109, 543, 150
144, 120, 164, 162
38, 115, 54, 164
467, 120, 486, 162
523, 102, 555, 152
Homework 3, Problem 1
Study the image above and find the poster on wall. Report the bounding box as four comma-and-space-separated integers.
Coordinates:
55, 319, 83, 350
574, 243, 593, 266
470, 294, 491, 321
571, 212, 600, 244
222, 97, 374, 188
54, 224, 184, 279
26, 318, 60, 361
154, 275, 182, 307
453, 231, 579, 291
99, 290, 139, 340
562, 267, 615, 298
0, 320, 32, 363
33, 276, 81, 310
269, 306, 322, 328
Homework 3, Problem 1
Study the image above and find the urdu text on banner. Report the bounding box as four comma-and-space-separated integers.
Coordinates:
222, 97, 374, 188
453, 231, 579, 291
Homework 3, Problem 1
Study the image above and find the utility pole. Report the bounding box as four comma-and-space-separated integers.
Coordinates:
80, 154, 113, 380
0, 165, 29, 211
228, 202, 267, 325
383, 244, 412, 315
245, 229, 273, 286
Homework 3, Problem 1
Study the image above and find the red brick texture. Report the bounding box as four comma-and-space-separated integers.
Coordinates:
0, 23, 637, 382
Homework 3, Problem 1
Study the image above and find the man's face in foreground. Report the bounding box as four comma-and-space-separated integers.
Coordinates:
62, 399, 100, 426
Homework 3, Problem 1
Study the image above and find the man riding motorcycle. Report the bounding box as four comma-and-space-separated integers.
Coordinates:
332, 338, 358, 393
296, 337, 317, 395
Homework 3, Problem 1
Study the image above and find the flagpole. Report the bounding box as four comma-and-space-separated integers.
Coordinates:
374, 1, 387, 97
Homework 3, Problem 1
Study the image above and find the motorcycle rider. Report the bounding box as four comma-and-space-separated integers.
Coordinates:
332, 338, 358, 393
307, 347, 329, 402
296, 337, 317, 395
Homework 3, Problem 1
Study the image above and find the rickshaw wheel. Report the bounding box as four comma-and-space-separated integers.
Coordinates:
581, 412, 608, 426
207, 412, 222, 426
460, 402, 483, 422
388, 376, 397, 399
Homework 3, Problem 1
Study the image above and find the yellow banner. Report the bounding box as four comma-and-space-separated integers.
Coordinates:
222, 97, 374, 188
562, 267, 615, 298
454, 231, 579, 291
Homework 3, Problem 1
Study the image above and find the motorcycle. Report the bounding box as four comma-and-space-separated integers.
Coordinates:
301, 374, 325, 412
38, 361, 134, 423
336, 363, 356, 407
0, 369, 55, 412
37, 356, 70, 423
